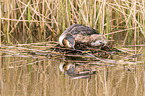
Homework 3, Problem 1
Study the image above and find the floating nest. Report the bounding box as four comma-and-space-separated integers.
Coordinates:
0, 41, 141, 79
51, 41, 120, 61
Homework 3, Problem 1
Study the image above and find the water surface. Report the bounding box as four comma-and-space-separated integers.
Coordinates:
0, 44, 144, 96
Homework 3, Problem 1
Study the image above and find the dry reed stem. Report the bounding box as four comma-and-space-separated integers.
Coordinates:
0, 0, 144, 45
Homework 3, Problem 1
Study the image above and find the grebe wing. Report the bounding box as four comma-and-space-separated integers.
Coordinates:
63, 24, 99, 36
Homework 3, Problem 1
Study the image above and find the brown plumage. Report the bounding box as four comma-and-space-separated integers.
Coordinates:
59, 24, 107, 48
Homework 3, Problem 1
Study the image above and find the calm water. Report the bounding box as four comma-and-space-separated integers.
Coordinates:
0, 45, 144, 96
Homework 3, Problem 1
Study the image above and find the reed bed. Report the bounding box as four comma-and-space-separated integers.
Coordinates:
0, 0, 145, 46
0, 1, 145, 95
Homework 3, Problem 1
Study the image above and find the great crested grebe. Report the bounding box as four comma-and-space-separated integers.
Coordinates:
59, 24, 107, 48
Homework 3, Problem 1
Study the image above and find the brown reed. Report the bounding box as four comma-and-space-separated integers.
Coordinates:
0, 0, 144, 46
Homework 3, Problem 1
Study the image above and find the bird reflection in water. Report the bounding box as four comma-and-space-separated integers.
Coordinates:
59, 62, 96, 79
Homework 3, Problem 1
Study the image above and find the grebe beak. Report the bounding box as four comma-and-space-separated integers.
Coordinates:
72, 40, 75, 50
73, 46, 75, 50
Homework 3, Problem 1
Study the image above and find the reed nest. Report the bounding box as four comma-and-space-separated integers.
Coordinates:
54, 42, 114, 59
0, 41, 143, 67
51, 41, 142, 64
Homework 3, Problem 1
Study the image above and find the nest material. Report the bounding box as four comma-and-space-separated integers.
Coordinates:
54, 41, 115, 60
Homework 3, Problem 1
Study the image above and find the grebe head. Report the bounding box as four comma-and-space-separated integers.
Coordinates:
59, 33, 75, 49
